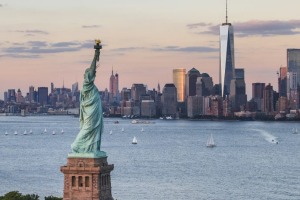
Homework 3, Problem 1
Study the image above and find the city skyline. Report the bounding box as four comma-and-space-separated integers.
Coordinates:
2, 0, 300, 99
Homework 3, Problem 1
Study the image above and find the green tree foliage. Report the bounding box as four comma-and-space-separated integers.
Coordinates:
44, 196, 62, 200
0, 191, 62, 200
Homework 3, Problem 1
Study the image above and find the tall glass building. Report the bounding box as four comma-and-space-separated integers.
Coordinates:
173, 68, 186, 102
219, 9, 235, 98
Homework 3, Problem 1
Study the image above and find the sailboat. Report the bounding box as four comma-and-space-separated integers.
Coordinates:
23, 130, 27, 135
121, 128, 124, 132
141, 127, 144, 132
206, 134, 216, 148
29, 129, 33, 134
61, 129, 64, 134
109, 130, 113, 135
5, 131, 8, 136
292, 128, 298, 134
132, 136, 137, 144
44, 128, 47, 133
14, 131, 18, 135
52, 131, 56, 135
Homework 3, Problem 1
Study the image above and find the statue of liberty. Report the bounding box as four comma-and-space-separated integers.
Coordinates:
69, 40, 106, 158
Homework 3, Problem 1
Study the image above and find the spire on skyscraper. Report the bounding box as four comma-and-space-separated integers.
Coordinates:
226, 0, 228, 24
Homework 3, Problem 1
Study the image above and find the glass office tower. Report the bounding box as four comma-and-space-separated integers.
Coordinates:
173, 68, 186, 102
220, 22, 235, 98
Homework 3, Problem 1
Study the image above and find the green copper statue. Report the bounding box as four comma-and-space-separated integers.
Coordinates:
69, 40, 106, 158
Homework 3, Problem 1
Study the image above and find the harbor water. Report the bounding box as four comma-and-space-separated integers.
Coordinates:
0, 116, 300, 199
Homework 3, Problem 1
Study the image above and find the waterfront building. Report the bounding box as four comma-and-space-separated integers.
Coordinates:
16, 89, 25, 103
196, 74, 213, 97
252, 83, 265, 112
38, 87, 48, 106
7, 89, 16, 102
186, 68, 200, 97
173, 68, 186, 102
3, 91, 8, 103
263, 84, 274, 114
29, 86, 36, 103
161, 83, 177, 117
287, 72, 298, 109
229, 68, 247, 112
141, 100, 156, 117
187, 95, 204, 118
121, 87, 131, 101
278, 67, 287, 97
219, 1, 235, 98
131, 84, 146, 103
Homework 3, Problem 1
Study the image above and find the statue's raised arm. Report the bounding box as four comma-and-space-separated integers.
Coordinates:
69, 39, 106, 158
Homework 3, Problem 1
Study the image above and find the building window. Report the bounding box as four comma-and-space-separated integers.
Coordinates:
78, 176, 83, 187
85, 176, 90, 187
72, 176, 76, 187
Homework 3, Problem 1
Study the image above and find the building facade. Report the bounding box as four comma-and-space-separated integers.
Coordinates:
173, 68, 186, 102
220, 21, 235, 98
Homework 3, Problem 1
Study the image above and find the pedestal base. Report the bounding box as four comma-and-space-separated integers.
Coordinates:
61, 156, 114, 200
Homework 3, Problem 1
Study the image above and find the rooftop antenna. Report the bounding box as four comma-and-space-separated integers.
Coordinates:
226, 0, 228, 24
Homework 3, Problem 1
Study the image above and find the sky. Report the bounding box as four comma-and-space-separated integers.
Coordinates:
1, 0, 300, 100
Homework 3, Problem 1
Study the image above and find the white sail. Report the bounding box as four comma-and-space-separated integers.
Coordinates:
23, 130, 27, 135
132, 136, 137, 144
109, 130, 113, 135
5, 131, 8, 135
29, 129, 33, 134
44, 128, 47, 133
206, 134, 216, 148
14, 131, 18, 135
121, 128, 124, 132
52, 131, 56, 135
61, 129, 64, 134
141, 127, 144, 132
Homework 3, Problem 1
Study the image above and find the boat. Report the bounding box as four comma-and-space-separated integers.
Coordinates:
206, 134, 216, 148
141, 127, 144, 132
114, 121, 119, 124
14, 131, 18, 135
44, 128, 47, 133
292, 128, 298, 134
61, 129, 64, 134
109, 130, 113, 135
23, 130, 27, 135
52, 131, 56, 135
5, 131, 8, 136
132, 136, 137, 144
121, 128, 124, 132
29, 129, 33, 134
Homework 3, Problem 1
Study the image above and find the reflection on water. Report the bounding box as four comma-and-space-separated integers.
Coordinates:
1, 116, 300, 200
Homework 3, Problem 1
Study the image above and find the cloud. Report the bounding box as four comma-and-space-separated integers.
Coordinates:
1, 40, 95, 58
15, 29, 49, 35
153, 45, 218, 53
82, 25, 101, 28
187, 22, 212, 29
111, 47, 145, 52
188, 20, 300, 37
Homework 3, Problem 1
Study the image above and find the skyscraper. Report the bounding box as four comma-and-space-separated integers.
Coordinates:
186, 68, 200, 97
173, 68, 186, 102
220, 0, 235, 97
38, 87, 48, 106
229, 68, 247, 111
109, 69, 119, 102
287, 49, 300, 109
161, 84, 177, 117
252, 83, 265, 111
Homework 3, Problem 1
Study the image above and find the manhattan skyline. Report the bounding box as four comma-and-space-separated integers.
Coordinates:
1, 0, 300, 99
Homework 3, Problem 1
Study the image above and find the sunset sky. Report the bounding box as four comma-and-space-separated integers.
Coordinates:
1, 0, 300, 99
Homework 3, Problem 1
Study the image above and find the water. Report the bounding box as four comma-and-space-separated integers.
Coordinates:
1, 116, 300, 200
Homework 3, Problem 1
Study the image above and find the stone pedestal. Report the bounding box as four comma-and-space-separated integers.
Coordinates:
61, 156, 114, 200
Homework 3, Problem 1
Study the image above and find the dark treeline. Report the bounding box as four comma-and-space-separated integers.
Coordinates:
0, 191, 62, 200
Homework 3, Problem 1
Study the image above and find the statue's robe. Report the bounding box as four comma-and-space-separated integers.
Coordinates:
71, 68, 103, 153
